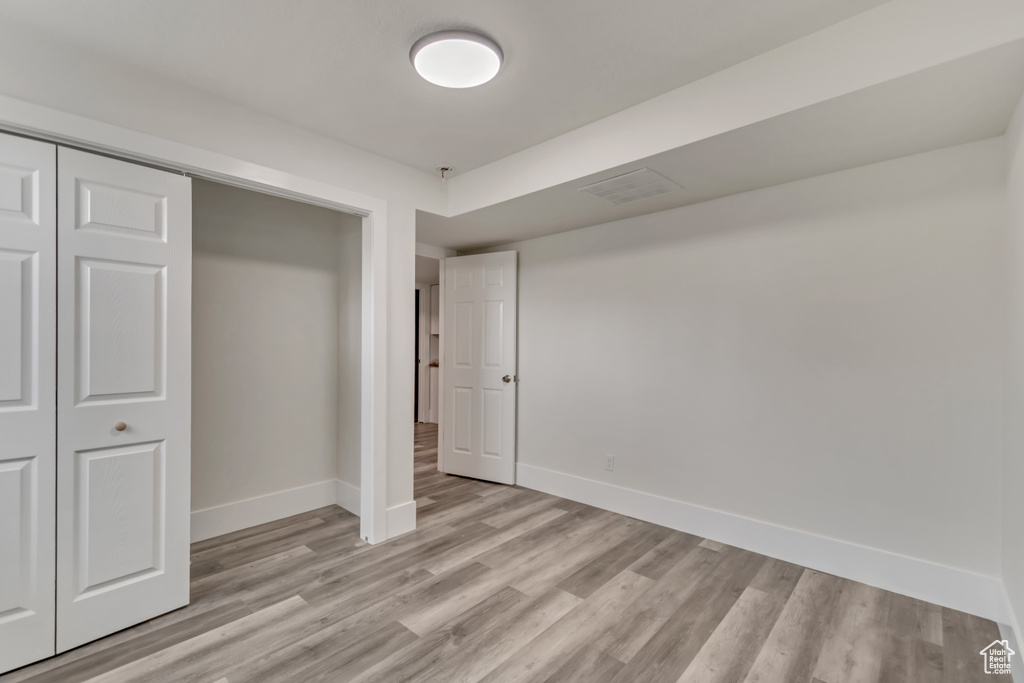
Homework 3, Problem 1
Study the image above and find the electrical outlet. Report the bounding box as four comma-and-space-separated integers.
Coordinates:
605, 455, 615, 471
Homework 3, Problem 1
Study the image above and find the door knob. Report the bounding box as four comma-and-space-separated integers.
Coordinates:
502, 375, 512, 384
114, 422, 127, 432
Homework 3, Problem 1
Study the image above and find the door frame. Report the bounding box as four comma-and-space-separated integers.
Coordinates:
414, 283, 429, 423
438, 251, 518, 484
438, 262, 446, 471
0, 98, 392, 544
415, 242, 455, 469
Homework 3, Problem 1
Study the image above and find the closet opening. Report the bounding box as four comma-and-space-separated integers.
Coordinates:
190, 179, 364, 541
0, 123, 393, 674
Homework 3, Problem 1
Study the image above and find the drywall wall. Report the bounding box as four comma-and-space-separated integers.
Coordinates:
338, 218, 362, 494
1003, 91, 1024, 643
480, 139, 1006, 583
192, 179, 361, 512
385, 205, 417, 535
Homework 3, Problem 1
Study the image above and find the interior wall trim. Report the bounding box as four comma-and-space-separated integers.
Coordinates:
386, 500, 418, 539
190, 480, 339, 543
517, 462, 1011, 624
335, 479, 361, 516
190, 479, 378, 544
1001, 585, 1024, 680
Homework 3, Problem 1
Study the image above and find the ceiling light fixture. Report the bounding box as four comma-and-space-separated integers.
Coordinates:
410, 31, 503, 88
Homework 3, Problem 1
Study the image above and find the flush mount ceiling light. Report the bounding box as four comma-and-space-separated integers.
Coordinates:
410, 31, 503, 88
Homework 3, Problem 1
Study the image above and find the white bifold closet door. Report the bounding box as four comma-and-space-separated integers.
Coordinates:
56, 147, 192, 652
0, 133, 57, 672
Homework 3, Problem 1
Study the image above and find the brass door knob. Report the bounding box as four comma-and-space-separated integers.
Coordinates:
114, 422, 127, 432
502, 375, 512, 384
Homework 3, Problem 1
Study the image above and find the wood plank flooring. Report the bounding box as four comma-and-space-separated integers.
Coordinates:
2, 422, 1008, 682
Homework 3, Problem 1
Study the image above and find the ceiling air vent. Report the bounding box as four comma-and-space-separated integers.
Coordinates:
578, 168, 681, 205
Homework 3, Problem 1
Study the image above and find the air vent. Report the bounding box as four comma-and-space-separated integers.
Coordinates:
578, 168, 681, 205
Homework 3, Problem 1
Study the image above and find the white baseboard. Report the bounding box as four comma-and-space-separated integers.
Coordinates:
191, 479, 340, 543
387, 500, 417, 538
998, 619, 1023, 683
335, 481, 418, 541
1001, 584, 1024, 683
335, 479, 361, 516
517, 462, 1010, 623
191, 479, 420, 544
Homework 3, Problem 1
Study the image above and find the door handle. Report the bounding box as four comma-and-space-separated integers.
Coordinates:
502, 375, 512, 384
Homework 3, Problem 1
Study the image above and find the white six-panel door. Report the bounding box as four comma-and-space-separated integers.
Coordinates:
442, 251, 517, 484
0, 133, 57, 672
56, 148, 191, 652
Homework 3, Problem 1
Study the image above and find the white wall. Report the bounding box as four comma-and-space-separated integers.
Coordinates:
480, 139, 1007, 597
338, 219, 362, 491
385, 206, 417, 535
1003, 91, 1024, 643
192, 179, 361, 512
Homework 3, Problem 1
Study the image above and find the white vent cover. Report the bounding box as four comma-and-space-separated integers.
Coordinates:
578, 168, 681, 205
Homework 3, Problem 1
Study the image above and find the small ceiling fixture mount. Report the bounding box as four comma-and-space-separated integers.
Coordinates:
411, 31, 503, 88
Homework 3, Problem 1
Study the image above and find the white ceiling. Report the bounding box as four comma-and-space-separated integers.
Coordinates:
0, 0, 886, 174
419, 39, 1024, 250
2, 1, 1022, 254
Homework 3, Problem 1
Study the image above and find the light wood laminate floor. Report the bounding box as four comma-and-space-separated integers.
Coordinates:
2, 423, 1008, 682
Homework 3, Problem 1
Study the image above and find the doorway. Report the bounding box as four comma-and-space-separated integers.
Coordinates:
411, 249, 519, 486
415, 253, 441, 474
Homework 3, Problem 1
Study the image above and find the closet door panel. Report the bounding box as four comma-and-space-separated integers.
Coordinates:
57, 147, 191, 653
77, 257, 164, 402
0, 250, 34, 402
0, 132, 56, 674
72, 441, 165, 593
